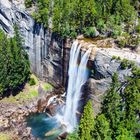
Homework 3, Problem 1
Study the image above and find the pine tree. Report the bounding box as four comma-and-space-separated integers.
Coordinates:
101, 73, 122, 138
79, 100, 94, 140
93, 114, 111, 140
122, 76, 140, 136
0, 27, 30, 96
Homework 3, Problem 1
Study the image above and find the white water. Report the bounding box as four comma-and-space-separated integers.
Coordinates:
62, 41, 91, 132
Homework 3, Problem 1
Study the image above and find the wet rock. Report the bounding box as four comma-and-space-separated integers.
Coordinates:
45, 128, 59, 137
58, 132, 68, 139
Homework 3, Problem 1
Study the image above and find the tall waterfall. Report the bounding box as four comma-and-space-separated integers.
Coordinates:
63, 41, 91, 132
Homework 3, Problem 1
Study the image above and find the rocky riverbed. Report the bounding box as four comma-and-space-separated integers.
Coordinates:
0, 79, 64, 140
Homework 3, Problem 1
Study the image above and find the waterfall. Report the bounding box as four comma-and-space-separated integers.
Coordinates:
63, 41, 91, 132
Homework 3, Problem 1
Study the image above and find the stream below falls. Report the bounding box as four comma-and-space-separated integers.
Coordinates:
26, 113, 63, 140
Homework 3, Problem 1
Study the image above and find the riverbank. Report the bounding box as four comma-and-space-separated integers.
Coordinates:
0, 75, 56, 140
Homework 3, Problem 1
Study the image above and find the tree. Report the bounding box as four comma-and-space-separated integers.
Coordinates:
33, 0, 49, 28
0, 27, 30, 96
116, 127, 135, 140
66, 130, 80, 140
101, 73, 122, 138
122, 76, 140, 136
93, 114, 111, 140
79, 100, 94, 140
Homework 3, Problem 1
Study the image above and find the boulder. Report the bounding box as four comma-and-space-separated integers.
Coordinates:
93, 52, 132, 81
45, 128, 59, 137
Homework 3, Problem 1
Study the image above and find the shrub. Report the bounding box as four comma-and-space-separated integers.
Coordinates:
112, 56, 118, 60
112, 56, 121, 61
29, 78, 36, 86
120, 59, 129, 69
96, 19, 106, 33
118, 39, 127, 48
120, 59, 136, 70
83, 27, 97, 38
25, 0, 33, 8
42, 83, 53, 91
112, 25, 122, 38
128, 35, 140, 50
136, 24, 140, 33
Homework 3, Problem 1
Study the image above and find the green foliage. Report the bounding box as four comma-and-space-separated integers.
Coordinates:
79, 100, 94, 140
93, 114, 111, 140
112, 56, 121, 61
111, 25, 122, 38
116, 127, 135, 140
120, 59, 130, 69
67, 68, 140, 140
29, 78, 36, 86
31, 0, 138, 38
120, 59, 136, 70
128, 35, 140, 49
0, 27, 30, 96
118, 39, 127, 48
101, 73, 121, 138
25, 0, 33, 8
136, 24, 140, 33
100, 71, 140, 139
83, 27, 97, 38
42, 83, 53, 91
66, 130, 80, 140
32, 0, 49, 28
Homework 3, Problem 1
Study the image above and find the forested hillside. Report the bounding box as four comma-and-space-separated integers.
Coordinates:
26, 0, 140, 43
0, 26, 30, 96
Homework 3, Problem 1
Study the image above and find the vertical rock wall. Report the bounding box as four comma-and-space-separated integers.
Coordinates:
0, 0, 70, 87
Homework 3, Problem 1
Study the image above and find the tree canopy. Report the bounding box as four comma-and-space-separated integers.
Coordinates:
26, 0, 138, 39
0, 27, 30, 96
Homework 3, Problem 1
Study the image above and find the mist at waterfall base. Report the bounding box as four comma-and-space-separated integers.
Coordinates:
26, 41, 91, 139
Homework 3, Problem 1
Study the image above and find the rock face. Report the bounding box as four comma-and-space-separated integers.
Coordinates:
93, 52, 132, 81
0, 0, 70, 86
86, 51, 133, 115
42, 37, 71, 86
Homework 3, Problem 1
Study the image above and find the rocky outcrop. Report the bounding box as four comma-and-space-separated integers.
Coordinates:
80, 38, 140, 114
0, 101, 37, 140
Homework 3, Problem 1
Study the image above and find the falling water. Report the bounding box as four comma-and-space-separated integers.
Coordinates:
63, 41, 91, 132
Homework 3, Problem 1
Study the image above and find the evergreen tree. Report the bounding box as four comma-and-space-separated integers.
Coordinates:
122, 76, 140, 136
93, 114, 111, 140
116, 127, 135, 140
101, 73, 122, 138
0, 27, 30, 96
79, 100, 94, 140
33, 0, 49, 28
